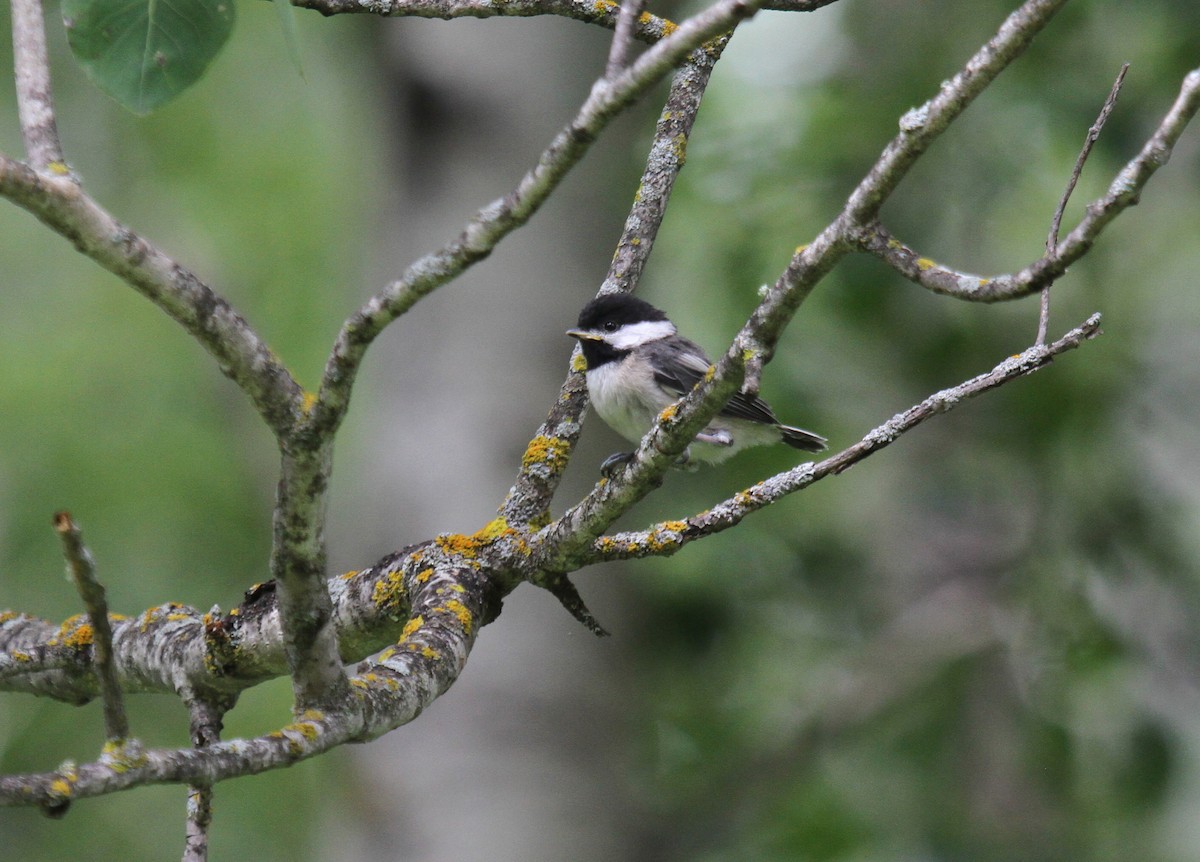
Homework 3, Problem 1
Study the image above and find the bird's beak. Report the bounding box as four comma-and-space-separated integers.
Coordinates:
566, 328, 601, 341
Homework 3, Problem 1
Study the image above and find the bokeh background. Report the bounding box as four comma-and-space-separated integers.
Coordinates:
2, 0, 1200, 859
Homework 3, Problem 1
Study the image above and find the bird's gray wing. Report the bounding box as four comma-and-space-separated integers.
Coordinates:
648, 336, 781, 425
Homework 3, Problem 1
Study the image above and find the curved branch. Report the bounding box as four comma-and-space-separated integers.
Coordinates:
0, 546, 490, 807
588, 314, 1103, 563
0, 160, 303, 439
861, 66, 1200, 303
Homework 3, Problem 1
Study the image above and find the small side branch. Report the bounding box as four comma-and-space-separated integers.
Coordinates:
182, 693, 232, 862
54, 512, 128, 742
588, 315, 1103, 562
1039, 63, 1128, 344
10, 0, 65, 171
605, 0, 647, 78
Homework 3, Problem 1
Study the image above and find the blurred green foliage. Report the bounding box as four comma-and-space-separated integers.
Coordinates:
2, 0, 1199, 860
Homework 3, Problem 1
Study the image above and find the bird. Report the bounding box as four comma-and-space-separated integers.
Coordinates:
567, 293, 826, 473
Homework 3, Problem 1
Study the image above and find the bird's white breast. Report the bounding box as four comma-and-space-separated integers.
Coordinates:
585, 356, 670, 445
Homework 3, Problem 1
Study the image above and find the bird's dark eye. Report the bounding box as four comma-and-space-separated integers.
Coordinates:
603, 321, 618, 332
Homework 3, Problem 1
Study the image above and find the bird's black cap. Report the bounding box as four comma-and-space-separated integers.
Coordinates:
575, 293, 668, 331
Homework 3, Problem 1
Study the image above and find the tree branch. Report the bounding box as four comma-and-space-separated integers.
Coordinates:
53, 512, 128, 742
532, 0, 1069, 569
0, 160, 304, 439
9, 0, 65, 171
861, 66, 1200, 303
605, 0, 648, 78
499, 38, 731, 527
1038, 63, 1128, 345
588, 314, 1103, 562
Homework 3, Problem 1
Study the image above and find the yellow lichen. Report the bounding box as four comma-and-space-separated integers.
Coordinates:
659, 404, 678, 423
416, 567, 434, 583
371, 570, 407, 615
339, 570, 359, 580
421, 646, 441, 660
300, 391, 318, 414
522, 435, 570, 470
671, 132, 688, 165
571, 352, 588, 373
50, 778, 73, 798
795, 243, 808, 255
435, 533, 480, 558
441, 599, 473, 633
400, 616, 425, 641
476, 517, 516, 544
660, 18, 678, 36
58, 618, 94, 649
916, 257, 936, 271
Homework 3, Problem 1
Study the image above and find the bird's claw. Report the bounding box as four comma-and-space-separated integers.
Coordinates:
600, 451, 634, 478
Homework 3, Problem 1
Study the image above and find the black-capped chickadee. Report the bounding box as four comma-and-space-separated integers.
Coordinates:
567, 293, 826, 471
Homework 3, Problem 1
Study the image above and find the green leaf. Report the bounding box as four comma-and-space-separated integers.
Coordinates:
62, 0, 236, 115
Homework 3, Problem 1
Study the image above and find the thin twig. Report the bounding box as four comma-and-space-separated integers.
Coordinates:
1038, 63, 1129, 344
289, 0, 842, 22
605, 0, 648, 78
587, 314, 1103, 562
53, 511, 129, 741
9, 0, 66, 171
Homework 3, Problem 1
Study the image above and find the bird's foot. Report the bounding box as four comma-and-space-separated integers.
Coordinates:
600, 451, 634, 478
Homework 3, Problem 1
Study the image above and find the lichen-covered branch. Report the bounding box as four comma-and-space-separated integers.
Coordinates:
290, 0, 836, 19
861, 66, 1200, 304
499, 38, 731, 526
586, 314, 1103, 562
0, 536, 496, 807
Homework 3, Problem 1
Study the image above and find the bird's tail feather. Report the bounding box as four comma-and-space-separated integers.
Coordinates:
779, 425, 827, 453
